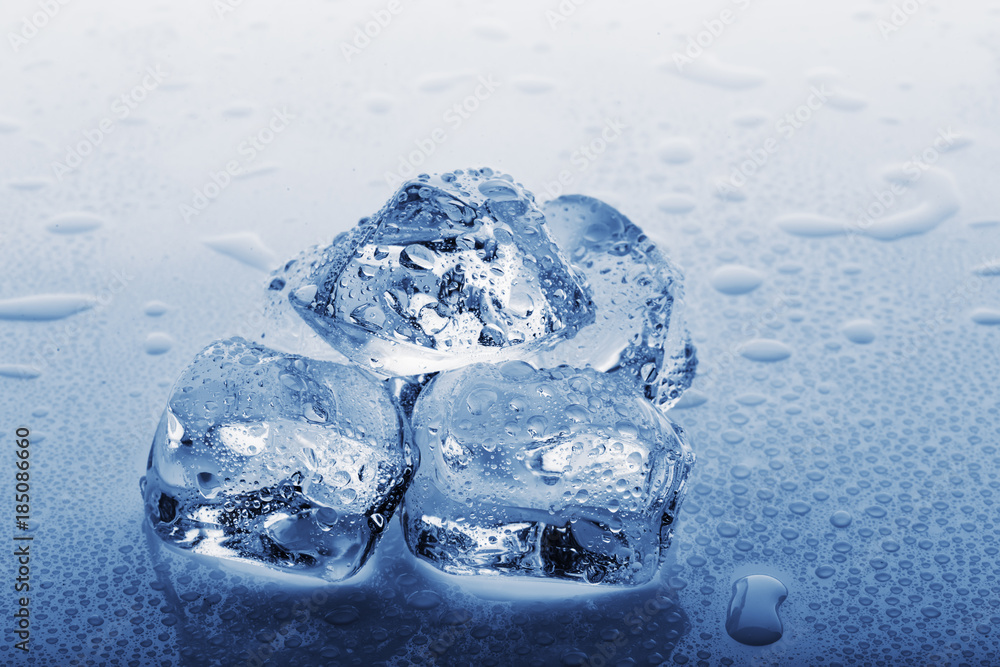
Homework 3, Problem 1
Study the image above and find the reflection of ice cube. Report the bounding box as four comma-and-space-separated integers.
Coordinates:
140, 337, 414, 583
402, 361, 694, 586
275, 168, 595, 377
532, 195, 697, 410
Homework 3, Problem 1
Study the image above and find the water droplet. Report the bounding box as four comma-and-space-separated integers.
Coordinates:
671, 390, 708, 409
415, 71, 469, 93
710, 265, 764, 295
406, 590, 443, 609
400, 244, 437, 271
565, 404, 590, 422
279, 372, 308, 392
500, 360, 536, 380
144, 300, 169, 317
717, 522, 739, 538
739, 339, 792, 362
971, 307, 1000, 325
466, 388, 498, 415
323, 606, 360, 625
292, 284, 318, 304
45, 211, 105, 234
656, 138, 695, 164
775, 167, 960, 241
0, 294, 98, 321
667, 54, 766, 89
144, 332, 174, 355
0, 364, 41, 380
841, 319, 876, 344
725, 574, 788, 646
830, 510, 853, 527
920, 606, 941, 619
789, 501, 811, 515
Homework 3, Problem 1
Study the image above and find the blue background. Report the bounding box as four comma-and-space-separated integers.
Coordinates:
2, 1, 999, 664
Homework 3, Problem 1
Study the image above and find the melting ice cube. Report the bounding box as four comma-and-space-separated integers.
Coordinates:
532, 195, 697, 410
140, 337, 414, 583
401, 360, 694, 586
276, 168, 595, 377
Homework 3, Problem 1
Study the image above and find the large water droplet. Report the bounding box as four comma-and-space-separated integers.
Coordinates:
830, 510, 853, 527
0, 294, 98, 321
710, 264, 764, 295
739, 339, 792, 362
841, 319, 876, 344
0, 364, 42, 379
725, 574, 788, 646
971, 307, 1000, 325
144, 332, 174, 355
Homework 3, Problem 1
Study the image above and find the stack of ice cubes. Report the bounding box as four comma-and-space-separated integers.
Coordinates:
141, 167, 696, 586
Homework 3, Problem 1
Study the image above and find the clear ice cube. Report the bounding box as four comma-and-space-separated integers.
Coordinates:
140, 337, 414, 583
532, 195, 697, 410
401, 361, 694, 586
277, 168, 595, 377
252, 260, 354, 363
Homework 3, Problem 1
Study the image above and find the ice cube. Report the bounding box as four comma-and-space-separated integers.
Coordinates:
278, 168, 595, 377
532, 195, 697, 411
401, 361, 694, 586
140, 337, 414, 583
254, 251, 353, 362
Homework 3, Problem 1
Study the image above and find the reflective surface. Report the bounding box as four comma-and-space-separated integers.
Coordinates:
2, 1, 1000, 664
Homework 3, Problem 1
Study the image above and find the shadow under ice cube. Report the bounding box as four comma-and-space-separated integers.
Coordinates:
140, 337, 414, 583
278, 168, 595, 377
402, 361, 694, 586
